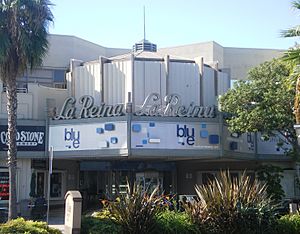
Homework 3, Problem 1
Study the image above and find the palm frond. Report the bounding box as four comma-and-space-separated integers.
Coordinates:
282, 48, 300, 65
281, 26, 300, 38
292, 0, 300, 10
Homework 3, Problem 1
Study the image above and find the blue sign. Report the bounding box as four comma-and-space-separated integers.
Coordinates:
0, 125, 45, 151
64, 128, 80, 149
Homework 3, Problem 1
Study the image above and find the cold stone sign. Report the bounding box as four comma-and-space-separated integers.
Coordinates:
0, 125, 45, 151
135, 93, 216, 118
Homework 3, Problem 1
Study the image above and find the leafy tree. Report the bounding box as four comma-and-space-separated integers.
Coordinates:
256, 165, 285, 203
0, 0, 53, 219
219, 59, 299, 158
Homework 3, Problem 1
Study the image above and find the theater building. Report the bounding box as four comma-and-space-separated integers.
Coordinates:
0, 35, 296, 214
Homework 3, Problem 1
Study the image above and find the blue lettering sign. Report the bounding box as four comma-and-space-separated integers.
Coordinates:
64, 128, 80, 149
176, 125, 195, 146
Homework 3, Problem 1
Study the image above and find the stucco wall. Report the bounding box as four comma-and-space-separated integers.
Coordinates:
222, 47, 283, 80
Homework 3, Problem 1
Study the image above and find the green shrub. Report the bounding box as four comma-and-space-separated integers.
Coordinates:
81, 216, 120, 234
153, 210, 199, 234
0, 218, 61, 234
275, 214, 300, 234
107, 182, 163, 234
186, 170, 278, 234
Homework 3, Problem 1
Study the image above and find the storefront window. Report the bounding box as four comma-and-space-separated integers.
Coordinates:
202, 173, 215, 185
50, 172, 62, 198
0, 172, 9, 201
36, 172, 45, 197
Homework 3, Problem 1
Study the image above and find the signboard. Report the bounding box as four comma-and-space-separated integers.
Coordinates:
257, 133, 291, 155
0, 125, 46, 151
135, 93, 216, 118
49, 122, 127, 151
0, 172, 9, 200
53, 93, 216, 120
131, 121, 220, 150
54, 95, 125, 120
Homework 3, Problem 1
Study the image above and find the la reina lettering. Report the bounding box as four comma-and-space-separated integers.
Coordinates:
135, 93, 215, 118
54, 93, 216, 120
54, 95, 125, 120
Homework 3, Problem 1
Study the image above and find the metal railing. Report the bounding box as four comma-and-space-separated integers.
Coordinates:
2, 86, 28, 93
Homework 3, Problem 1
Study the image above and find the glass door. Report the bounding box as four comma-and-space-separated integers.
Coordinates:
136, 171, 163, 193
36, 171, 46, 198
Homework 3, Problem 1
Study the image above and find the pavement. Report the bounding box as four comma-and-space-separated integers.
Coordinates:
48, 208, 65, 233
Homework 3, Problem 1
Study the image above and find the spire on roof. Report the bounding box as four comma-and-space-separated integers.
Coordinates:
132, 6, 157, 53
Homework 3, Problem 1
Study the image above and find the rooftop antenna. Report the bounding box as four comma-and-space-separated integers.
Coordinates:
143, 5, 146, 41
132, 5, 157, 52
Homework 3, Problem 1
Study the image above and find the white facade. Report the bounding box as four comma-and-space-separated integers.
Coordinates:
0, 35, 295, 216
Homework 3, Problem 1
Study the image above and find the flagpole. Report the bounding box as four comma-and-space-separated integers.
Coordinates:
46, 146, 53, 223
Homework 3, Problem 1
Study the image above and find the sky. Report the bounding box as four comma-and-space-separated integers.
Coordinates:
50, 0, 300, 50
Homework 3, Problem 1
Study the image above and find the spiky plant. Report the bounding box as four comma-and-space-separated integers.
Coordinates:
107, 182, 162, 234
186, 170, 278, 234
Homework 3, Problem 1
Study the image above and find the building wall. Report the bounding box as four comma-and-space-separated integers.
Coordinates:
43, 35, 129, 69
223, 47, 283, 81
159, 41, 283, 81
158, 41, 218, 65
0, 82, 68, 119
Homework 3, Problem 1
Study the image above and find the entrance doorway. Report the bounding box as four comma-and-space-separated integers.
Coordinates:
136, 171, 163, 193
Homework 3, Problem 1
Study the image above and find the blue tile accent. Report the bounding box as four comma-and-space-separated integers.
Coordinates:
209, 135, 219, 144
200, 130, 208, 138
132, 124, 141, 132
201, 123, 207, 129
142, 139, 148, 144
110, 137, 118, 144
149, 122, 155, 127
96, 128, 104, 134
229, 141, 238, 150
105, 123, 115, 131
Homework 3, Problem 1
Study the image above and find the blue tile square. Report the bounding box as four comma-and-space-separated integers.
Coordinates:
110, 137, 118, 144
200, 130, 208, 138
105, 123, 115, 131
96, 128, 104, 134
142, 139, 148, 144
132, 124, 141, 132
201, 123, 207, 129
149, 122, 155, 127
229, 141, 238, 150
209, 135, 219, 144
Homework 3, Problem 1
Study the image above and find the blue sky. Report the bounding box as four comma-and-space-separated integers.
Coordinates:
50, 0, 299, 50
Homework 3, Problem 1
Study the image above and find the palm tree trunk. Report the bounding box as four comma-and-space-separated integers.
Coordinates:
6, 79, 18, 220
295, 75, 300, 124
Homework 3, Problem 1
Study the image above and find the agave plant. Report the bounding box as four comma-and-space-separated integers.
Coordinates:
107, 182, 162, 234
186, 170, 278, 234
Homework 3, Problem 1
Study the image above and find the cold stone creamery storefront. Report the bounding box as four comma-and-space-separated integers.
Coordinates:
49, 93, 219, 207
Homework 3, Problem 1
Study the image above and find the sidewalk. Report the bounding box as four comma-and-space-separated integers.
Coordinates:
48, 208, 65, 233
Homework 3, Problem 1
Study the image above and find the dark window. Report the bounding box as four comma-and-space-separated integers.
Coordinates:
53, 70, 65, 82
202, 173, 215, 185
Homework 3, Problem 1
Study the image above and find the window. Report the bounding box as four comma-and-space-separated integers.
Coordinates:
202, 173, 215, 185
53, 70, 65, 82
0, 171, 9, 201
36, 172, 45, 197
50, 172, 62, 198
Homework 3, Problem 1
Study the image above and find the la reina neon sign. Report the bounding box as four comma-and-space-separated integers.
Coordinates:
54, 95, 125, 120
54, 94, 216, 120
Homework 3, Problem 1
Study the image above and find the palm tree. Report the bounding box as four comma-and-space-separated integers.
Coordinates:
0, 0, 53, 220
282, 0, 300, 124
